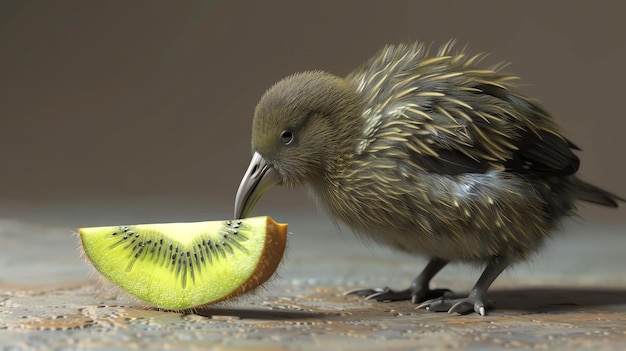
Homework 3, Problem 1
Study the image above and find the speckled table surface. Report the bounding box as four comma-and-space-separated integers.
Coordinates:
1, 212, 626, 350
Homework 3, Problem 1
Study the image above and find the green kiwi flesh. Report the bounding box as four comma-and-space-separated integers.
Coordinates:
79, 216, 287, 310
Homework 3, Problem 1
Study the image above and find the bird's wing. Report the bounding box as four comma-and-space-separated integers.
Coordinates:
351, 42, 580, 176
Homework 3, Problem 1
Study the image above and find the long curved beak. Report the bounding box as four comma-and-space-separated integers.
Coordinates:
234, 152, 282, 219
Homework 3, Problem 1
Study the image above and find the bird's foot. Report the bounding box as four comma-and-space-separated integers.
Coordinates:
344, 287, 451, 303
415, 295, 491, 316
343, 287, 411, 302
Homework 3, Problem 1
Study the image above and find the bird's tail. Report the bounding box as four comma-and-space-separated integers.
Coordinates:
573, 178, 624, 208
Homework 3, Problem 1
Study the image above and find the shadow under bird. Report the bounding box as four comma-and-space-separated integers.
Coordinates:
234, 41, 624, 315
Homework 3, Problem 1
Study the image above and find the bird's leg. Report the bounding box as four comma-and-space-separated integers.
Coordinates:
344, 257, 450, 303
416, 259, 508, 316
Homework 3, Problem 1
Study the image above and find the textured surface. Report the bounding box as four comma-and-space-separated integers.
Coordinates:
2, 212, 626, 350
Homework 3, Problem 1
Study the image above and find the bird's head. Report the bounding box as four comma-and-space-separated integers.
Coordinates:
234, 71, 362, 218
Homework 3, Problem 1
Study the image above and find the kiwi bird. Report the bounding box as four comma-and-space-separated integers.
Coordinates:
234, 41, 624, 315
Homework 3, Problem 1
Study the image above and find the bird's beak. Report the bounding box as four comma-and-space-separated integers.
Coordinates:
234, 151, 282, 219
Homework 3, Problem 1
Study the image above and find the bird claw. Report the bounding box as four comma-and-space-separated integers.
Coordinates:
344, 287, 450, 303
343, 287, 384, 297
410, 288, 452, 304
416, 295, 490, 316
365, 288, 402, 302
343, 287, 410, 302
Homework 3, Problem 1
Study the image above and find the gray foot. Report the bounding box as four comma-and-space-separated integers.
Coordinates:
416, 260, 509, 316
344, 287, 451, 303
344, 257, 450, 303
416, 295, 489, 315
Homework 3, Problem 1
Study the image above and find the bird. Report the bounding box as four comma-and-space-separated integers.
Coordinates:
233, 40, 624, 315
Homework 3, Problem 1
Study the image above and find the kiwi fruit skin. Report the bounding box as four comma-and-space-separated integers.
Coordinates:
79, 216, 287, 310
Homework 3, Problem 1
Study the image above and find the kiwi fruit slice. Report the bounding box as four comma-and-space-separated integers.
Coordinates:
78, 216, 287, 310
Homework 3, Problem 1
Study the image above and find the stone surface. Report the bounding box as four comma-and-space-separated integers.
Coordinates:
1, 213, 626, 350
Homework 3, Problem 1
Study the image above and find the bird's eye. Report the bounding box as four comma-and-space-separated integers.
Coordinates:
280, 130, 294, 145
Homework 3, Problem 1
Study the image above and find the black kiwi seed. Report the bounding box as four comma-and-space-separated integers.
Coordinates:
155, 245, 162, 261
223, 242, 234, 255
189, 263, 195, 284
176, 257, 183, 274
135, 247, 143, 258
181, 263, 188, 288
106, 221, 251, 289
215, 243, 226, 259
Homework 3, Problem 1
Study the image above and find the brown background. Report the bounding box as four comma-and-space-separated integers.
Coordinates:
1, 0, 624, 224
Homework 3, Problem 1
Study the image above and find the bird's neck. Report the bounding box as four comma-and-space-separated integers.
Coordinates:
305, 142, 357, 212
305, 76, 366, 205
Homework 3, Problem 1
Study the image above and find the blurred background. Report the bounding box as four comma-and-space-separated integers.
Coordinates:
1, 0, 624, 226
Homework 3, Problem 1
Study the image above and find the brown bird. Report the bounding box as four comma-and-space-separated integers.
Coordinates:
234, 41, 623, 315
